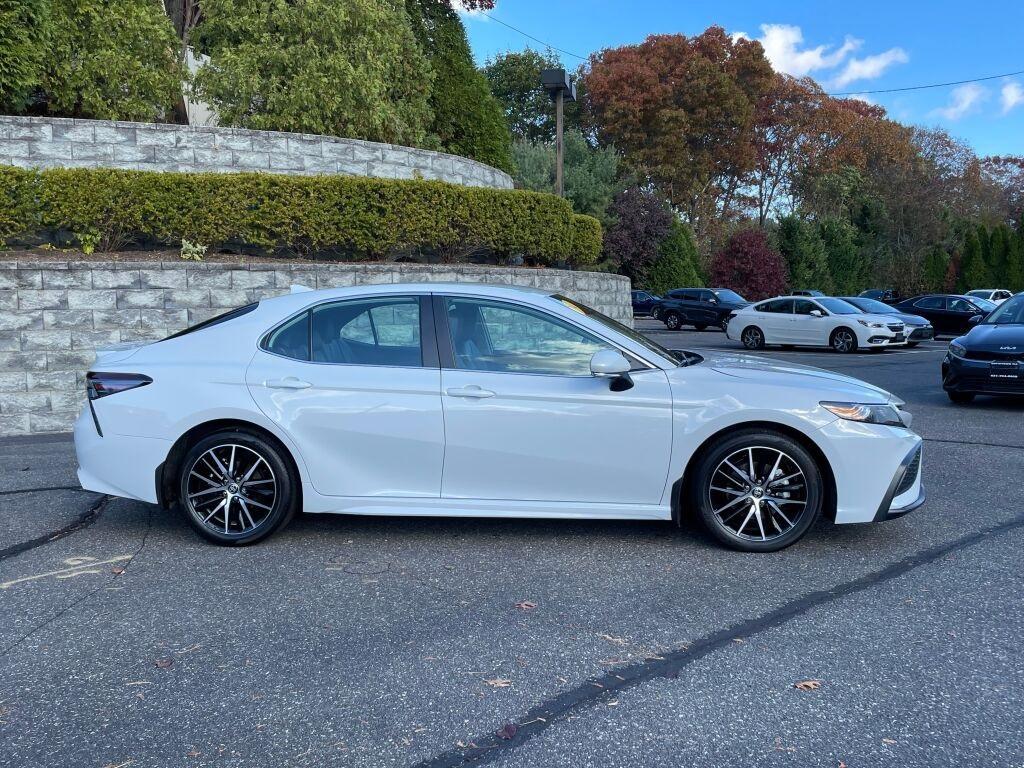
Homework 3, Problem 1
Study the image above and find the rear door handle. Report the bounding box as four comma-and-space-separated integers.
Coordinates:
265, 377, 312, 390
446, 386, 495, 399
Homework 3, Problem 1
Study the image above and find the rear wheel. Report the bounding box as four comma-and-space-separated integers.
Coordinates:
179, 430, 298, 546
830, 327, 858, 353
947, 390, 975, 405
651, 307, 662, 321
741, 326, 765, 349
689, 430, 823, 552
664, 311, 682, 331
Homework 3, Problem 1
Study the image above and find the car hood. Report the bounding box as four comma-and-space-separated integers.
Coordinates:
962, 323, 1024, 351
888, 312, 929, 327
694, 351, 893, 403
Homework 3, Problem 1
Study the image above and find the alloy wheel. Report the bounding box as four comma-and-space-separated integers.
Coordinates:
185, 444, 278, 536
741, 327, 764, 349
832, 329, 856, 353
665, 313, 681, 330
707, 446, 808, 542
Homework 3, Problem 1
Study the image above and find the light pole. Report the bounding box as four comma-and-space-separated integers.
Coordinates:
540, 69, 576, 198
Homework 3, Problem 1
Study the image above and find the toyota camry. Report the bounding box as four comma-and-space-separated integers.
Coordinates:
75, 284, 925, 552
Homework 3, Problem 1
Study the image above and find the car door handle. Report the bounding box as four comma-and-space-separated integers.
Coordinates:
264, 377, 312, 390
446, 386, 495, 399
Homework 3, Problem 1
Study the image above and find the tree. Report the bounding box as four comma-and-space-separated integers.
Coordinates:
602, 187, 673, 284
483, 48, 582, 143
0, 0, 49, 113
921, 246, 951, 293
776, 215, 832, 293
586, 27, 773, 247
820, 217, 868, 295
987, 224, 1012, 285
958, 227, 988, 292
42, 0, 185, 120
646, 219, 703, 294
510, 130, 624, 223
194, 0, 433, 146
406, 0, 512, 172
709, 229, 788, 301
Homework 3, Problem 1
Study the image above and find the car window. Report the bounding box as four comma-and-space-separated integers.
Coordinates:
985, 294, 1024, 324
713, 289, 746, 303
996, 291, 1012, 300
914, 296, 944, 310
666, 290, 687, 299
793, 299, 817, 315
445, 297, 610, 376
263, 312, 310, 361
311, 297, 421, 366
949, 298, 975, 313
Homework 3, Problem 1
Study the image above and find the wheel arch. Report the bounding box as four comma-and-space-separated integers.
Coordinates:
672, 420, 837, 525
156, 418, 303, 510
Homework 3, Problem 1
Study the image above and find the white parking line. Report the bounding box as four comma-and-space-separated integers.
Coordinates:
0, 555, 132, 590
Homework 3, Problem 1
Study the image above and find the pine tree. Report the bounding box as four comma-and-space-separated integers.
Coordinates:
776, 215, 833, 294
646, 219, 703, 295
921, 246, 951, 293
819, 218, 866, 295
988, 225, 1012, 286
958, 228, 989, 292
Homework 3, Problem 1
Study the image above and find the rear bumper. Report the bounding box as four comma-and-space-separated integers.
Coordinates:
74, 407, 170, 503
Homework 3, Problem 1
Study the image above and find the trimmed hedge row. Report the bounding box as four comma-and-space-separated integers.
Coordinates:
0, 166, 602, 264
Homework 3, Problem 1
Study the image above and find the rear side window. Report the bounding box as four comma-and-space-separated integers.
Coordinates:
163, 303, 258, 341
312, 297, 422, 367
264, 313, 310, 360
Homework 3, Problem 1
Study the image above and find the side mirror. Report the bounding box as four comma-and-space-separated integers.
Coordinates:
590, 349, 634, 391
968, 314, 984, 325
810, 309, 824, 318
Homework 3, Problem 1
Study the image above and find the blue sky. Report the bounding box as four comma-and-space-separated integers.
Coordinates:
462, 0, 1024, 157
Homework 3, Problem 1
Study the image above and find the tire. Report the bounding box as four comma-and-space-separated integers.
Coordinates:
741, 325, 765, 350
947, 390, 975, 405
694, 323, 708, 332
906, 342, 919, 348
689, 429, 823, 552
830, 327, 858, 353
651, 307, 662, 321
664, 311, 682, 331
178, 430, 299, 546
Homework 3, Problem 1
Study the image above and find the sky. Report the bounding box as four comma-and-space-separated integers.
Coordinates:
461, 0, 1024, 157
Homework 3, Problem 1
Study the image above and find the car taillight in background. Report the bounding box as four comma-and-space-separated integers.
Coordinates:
86, 372, 152, 400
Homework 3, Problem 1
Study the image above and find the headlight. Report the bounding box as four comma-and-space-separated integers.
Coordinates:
948, 341, 967, 358
821, 401, 905, 427
856, 319, 884, 328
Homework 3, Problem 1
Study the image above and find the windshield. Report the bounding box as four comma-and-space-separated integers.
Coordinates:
984, 294, 1024, 325
713, 289, 746, 303
553, 295, 680, 367
817, 298, 861, 315
970, 297, 998, 312
844, 297, 893, 314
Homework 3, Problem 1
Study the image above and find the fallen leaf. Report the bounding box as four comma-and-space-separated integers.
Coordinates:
793, 679, 821, 692
154, 658, 174, 669
514, 601, 537, 611
882, 738, 897, 745
483, 678, 512, 688
111, 567, 126, 575
496, 723, 517, 740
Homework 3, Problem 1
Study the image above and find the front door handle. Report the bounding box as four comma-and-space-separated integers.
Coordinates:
265, 377, 312, 390
446, 386, 495, 399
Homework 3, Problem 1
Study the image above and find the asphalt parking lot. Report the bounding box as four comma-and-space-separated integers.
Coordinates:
2, 323, 1023, 768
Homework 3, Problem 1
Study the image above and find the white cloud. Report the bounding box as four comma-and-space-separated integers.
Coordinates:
930, 84, 988, 120
755, 24, 861, 77
1002, 81, 1024, 114
832, 48, 909, 88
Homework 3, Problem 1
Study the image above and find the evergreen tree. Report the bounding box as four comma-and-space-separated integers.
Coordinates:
921, 246, 951, 293
405, 0, 513, 172
987, 225, 1012, 286
194, 0, 433, 146
776, 215, 833, 293
1007, 226, 1024, 292
958, 228, 989, 292
819, 217, 867, 295
0, 0, 49, 113
646, 219, 703, 295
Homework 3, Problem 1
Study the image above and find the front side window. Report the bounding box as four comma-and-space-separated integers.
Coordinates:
816, 298, 860, 315
793, 299, 818, 315
312, 297, 421, 366
949, 298, 977, 313
915, 296, 944, 310
445, 297, 611, 376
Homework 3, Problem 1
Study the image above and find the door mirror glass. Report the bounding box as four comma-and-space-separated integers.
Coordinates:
590, 349, 631, 377
968, 313, 984, 325
809, 309, 824, 318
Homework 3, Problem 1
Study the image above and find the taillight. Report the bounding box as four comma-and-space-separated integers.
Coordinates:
86, 372, 152, 400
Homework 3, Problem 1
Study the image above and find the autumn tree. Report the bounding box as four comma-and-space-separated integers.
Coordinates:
601, 187, 673, 284
585, 27, 773, 248
709, 229, 788, 300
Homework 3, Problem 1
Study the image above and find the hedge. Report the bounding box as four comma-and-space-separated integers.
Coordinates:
0, 166, 602, 265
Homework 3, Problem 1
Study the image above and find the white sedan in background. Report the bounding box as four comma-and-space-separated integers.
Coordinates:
726, 296, 907, 353
966, 289, 1013, 306
75, 284, 924, 553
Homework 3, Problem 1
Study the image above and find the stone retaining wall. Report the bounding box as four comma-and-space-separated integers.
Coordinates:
0, 261, 631, 436
0, 116, 514, 189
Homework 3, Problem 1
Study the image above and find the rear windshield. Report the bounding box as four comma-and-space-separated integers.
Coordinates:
162, 303, 258, 341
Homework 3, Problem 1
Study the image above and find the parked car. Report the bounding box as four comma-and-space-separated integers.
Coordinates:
942, 292, 1024, 404
791, 290, 826, 297
631, 290, 662, 317
726, 296, 907, 353
892, 294, 998, 337
966, 288, 1014, 306
75, 283, 923, 553
656, 288, 750, 331
859, 288, 900, 303
838, 297, 934, 346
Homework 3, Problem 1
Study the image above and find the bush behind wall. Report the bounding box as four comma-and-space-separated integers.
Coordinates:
0, 167, 601, 265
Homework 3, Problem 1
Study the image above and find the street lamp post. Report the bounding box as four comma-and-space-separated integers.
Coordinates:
540, 69, 577, 198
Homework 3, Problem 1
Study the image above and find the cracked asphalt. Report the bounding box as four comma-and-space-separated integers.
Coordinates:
1, 324, 1022, 768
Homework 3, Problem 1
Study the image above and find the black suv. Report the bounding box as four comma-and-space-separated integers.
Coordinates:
655, 288, 750, 331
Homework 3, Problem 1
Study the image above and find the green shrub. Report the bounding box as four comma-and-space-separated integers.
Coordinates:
0, 166, 602, 265
646, 220, 702, 295
0, 0, 49, 113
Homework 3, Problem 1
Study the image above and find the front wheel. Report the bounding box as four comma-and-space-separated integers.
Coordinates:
689, 430, 823, 552
830, 327, 858, 353
664, 311, 682, 330
179, 430, 298, 546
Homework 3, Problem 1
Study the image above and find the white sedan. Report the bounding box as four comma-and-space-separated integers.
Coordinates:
726, 296, 907, 353
75, 284, 924, 552
966, 289, 1013, 306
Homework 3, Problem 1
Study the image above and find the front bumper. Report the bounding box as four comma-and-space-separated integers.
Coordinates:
942, 354, 1024, 395
908, 326, 934, 341
872, 443, 925, 521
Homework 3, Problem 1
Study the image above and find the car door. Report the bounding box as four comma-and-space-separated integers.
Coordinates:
911, 296, 946, 333
695, 290, 721, 325
949, 297, 983, 334
791, 299, 827, 345
245, 295, 445, 498
759, 299, 794, 343
435, 295, 673, 506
